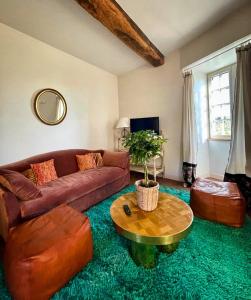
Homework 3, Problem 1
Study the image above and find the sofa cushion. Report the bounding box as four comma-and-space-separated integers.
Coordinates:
20, 166, 127, 219
76, 154, 97, 171
31, 159, 58, 186
93, 153, 103, 167
103, 151, 129, 169
0, 169, 42, 202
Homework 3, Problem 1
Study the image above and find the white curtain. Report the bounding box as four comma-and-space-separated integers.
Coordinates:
225, 43, 251, 211
226, 44, 251, 176
242, 45, 251, 177
182, 72, 197, 186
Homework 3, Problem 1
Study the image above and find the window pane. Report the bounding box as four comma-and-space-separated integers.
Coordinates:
219, 87, 230, 105
209, 88, 230, 107
211, 118, 222, 137
221, 103, 231, 119
210, 104, 231, 137
210, 90, 220, 106
220, 72, 229, 88
210, 75, 220, 90
210, 105, 221, 120
208, 69, 231, 138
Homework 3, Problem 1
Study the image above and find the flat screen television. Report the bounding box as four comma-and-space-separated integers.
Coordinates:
130, 117, 159, 135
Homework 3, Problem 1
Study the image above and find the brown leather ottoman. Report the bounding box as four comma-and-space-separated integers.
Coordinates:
4, 204, 93, 300
190, 178, 245, 227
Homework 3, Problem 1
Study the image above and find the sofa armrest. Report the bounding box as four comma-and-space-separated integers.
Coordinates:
103, 151, 129, 170
0, 187, 21, 241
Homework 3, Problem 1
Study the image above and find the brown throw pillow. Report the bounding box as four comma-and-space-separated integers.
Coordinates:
92, 153, 103, 167
76, 154, 97, 171
31, 159, 58, 186
22, 168, 37, 184
0, 169, 42, 201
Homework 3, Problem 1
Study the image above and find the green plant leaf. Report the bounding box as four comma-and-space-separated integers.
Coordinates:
122, 130, 167, 183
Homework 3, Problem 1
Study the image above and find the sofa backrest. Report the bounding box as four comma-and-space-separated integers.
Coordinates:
0, 149, 104, 177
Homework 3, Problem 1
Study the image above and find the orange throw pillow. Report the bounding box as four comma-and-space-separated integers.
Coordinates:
76, 154, 97, 171
31, 159, 58, 186
92, 153, 103, 167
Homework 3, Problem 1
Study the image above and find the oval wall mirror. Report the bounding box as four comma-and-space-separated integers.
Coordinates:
34, 88, 67, 125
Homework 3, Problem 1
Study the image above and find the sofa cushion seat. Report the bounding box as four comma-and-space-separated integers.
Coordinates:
20, 166, 128, 218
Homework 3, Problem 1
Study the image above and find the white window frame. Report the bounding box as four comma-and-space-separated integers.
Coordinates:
207, 65, 235, 141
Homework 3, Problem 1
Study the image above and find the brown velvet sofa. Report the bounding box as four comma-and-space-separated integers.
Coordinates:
0, 149, 130, 241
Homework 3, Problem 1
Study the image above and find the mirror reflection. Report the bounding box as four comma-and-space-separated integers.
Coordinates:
34, 89, 67, 125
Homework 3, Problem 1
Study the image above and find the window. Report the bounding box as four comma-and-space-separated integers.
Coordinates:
207, 66, 233, 140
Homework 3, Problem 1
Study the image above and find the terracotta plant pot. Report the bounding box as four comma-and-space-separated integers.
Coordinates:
135, 180, 160, 211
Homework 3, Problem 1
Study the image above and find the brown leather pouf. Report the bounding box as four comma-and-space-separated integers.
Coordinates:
4, 205, 93, 300
190, 178, 246, 227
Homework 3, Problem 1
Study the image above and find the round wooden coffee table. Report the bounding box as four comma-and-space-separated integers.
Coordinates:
110, 192, 193, 268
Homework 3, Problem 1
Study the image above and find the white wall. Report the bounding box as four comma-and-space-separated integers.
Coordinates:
0, 23, 118, 165
118, 51, 183, 181
180, 3, 251, 68
208, 141, 230, 179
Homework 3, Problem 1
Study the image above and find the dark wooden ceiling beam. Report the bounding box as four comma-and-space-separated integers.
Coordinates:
75, 0, 165, 67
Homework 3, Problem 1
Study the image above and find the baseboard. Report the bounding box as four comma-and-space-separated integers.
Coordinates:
209, 173, 224, 181
163, 174, 183, 182
196, 172, 210, 178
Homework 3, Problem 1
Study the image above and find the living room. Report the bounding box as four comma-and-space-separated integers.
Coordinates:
0, 0, 250, 299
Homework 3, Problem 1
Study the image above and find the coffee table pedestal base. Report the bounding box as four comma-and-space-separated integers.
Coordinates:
130, 241, 179, 268
131, 241, 156, 268
158, 242, 179, 254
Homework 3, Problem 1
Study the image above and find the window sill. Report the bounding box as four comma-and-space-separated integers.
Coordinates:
208, 138, 231, 142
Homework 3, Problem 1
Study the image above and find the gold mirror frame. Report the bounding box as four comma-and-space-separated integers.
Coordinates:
34, 88, 67, 125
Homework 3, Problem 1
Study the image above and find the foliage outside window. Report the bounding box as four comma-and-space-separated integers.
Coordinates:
207, 66, 233, 140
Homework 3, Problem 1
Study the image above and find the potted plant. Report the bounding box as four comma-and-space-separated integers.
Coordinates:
122, 130, 166, 211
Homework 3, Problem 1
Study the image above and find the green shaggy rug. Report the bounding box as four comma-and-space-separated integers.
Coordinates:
0, 185, 251, 299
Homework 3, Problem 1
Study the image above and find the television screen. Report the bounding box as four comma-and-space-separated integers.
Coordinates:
130, 117, 159, 135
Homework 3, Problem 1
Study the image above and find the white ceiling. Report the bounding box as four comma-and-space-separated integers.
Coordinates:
0, 0, 248, 75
